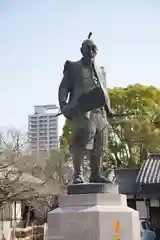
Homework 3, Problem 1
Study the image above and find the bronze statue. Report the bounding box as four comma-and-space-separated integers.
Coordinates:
58, 33, 113, 184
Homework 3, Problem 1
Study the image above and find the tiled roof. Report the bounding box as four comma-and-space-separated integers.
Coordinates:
107, 167, 160, 197
136, 153, 160, 184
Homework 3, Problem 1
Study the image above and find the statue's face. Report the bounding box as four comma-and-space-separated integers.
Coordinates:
81, 40, 98, 61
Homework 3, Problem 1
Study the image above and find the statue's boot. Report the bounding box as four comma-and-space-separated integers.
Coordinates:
72, 155, 84, 184
89, 152, 112, 183
73, 174, 84, 184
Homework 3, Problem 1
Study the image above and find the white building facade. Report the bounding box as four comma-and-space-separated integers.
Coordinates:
28, 105, 59, 158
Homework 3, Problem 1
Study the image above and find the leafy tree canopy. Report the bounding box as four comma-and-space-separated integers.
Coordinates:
60, 84, 160, 168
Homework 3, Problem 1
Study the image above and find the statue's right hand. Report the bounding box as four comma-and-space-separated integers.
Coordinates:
61, 103, 71, 119
61, 103, 79, 119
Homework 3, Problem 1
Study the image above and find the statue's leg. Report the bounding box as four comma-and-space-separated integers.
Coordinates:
89, 112, 111, 183
89, 131, 103, 182
72, 147, 85, 184
71, 116, 90, 184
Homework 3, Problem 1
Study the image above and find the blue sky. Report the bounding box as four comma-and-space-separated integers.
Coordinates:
0, 0, 160, 132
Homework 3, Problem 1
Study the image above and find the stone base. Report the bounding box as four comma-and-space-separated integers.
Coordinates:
48, 184, 140, 240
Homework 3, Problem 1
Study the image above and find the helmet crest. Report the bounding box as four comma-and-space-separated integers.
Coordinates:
88, 32, 92, 39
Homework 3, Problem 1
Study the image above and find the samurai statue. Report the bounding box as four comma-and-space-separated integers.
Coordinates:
58, 33, 113, 184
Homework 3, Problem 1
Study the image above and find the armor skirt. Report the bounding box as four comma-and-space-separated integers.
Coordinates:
70, 110, 108, 153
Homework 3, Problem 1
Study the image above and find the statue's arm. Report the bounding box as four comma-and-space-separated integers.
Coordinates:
58, 61, 72, 110
101, 67, 113, 114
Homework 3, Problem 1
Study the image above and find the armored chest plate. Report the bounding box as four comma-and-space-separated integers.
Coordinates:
81, 66, 98, 92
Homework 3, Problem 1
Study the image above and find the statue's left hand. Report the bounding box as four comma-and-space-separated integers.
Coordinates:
108, 109, 115, 118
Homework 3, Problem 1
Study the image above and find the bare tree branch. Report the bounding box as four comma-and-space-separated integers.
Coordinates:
0, 128, 72, 218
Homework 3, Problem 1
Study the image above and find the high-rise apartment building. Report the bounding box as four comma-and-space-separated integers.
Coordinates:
28, 104, 59, 158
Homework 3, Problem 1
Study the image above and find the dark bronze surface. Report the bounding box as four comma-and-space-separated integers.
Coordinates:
67, 183, 119, 195
58, 33, 113, 184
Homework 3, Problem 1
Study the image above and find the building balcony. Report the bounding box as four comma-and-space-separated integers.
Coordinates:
39, 125, 48, 129
29, 125, 37, 129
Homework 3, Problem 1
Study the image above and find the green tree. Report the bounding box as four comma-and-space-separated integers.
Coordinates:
60, 84, 160, 168
60, 119, 72, 151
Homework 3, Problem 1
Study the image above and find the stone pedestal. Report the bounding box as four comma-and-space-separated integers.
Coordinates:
48, 183, 140, 240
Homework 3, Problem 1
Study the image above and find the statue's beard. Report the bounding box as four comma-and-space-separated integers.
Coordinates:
83, 51, 96, 61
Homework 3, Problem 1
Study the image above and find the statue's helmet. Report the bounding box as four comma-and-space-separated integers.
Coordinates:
81, 32, 98, 58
